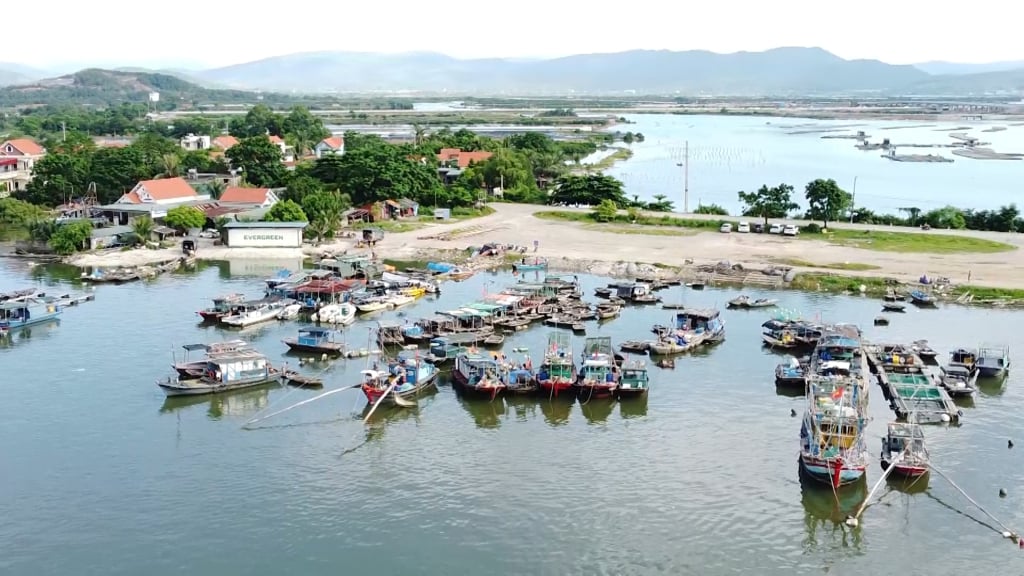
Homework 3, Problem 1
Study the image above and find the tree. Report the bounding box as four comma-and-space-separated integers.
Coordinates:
49, 220, 93, 255
0, 198, 48, 224
898, 207, 922, 226
593, 199, 619, 222
226, 136, 287, 188
283, 174, 324, 204
323, 140, 441, 206
738, 183, 799, 226
282, 106, 329, 146
20, 150, 91, 206
646, 194, 675, 212
922, 206, 966, 230
302, 190, 349, 243
694, 204, 729, 216
550, 174, 628, 207
229, 104, 283, 138
161, 153, 181, 177
89, 146, 150, 203
263, 199, 308, 223
164, 206, 206, 231
804, 178, 852, 229
131, 215, 155, 244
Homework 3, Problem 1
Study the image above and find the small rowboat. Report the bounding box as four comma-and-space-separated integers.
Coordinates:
281, 370, 324, 388
882, 302, 906, 312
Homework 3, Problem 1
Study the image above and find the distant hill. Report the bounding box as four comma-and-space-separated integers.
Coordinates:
197, 47, 930, 95
914, 60, 1024, 76
904, 68, 1024, 95
0, 62, 50, 87
0, 68, 287, 108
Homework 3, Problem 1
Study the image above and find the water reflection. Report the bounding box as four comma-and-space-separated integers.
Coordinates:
160, 386, 272, 419
976, 376, 1007, 397
618, 395, 648, 419
886, 473, 930, 495
0, 319, 61, 347
457, 394, 504, 428
579, 398, 615, 424
538, 397, 573, 426
800, 465, 866, 554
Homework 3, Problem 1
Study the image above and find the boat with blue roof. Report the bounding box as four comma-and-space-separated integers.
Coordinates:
361, 353, 439, 405
453, 352, 508, 398
0, 296, 63, 332
283, 327, 346, 356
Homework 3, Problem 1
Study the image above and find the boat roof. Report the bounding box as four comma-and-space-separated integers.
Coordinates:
207, 351, 266, 364
360, 369, 386, 378
182, 340, 249, 352
887, 422, 925, 438
298, 328, 333, 336
820, 360, 851, 371
460, 353, 498, 364
945, 365, 971, 375
0, 300, 34, 310
676, 308, 719, 319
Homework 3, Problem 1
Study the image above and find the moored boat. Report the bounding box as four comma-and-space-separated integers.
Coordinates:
575, 337, 619, 400
197, 293, 245, 322
0, 297, 63, 331
512, 257, 548, 273
221, 299, 290, 328
909, 290, 937, 308
761, 319, 799, 349
648, 308, 725, 355
880, 422, 930, 478
881, 302, 906, 312
616, 360, 649, 398
158, 347, 279, 397
537, 332, 576, 397
452, 352, 507, 398
283, 328, 346, 355
727, 295, 778, 309
976, 343, 1011, 378
311, 302, 356, 325
361, 354, 438, 405
939, 365, 978, 397
775, 356, 806, 388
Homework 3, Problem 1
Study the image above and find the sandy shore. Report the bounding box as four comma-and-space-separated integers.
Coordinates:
62, 203, 1024, 291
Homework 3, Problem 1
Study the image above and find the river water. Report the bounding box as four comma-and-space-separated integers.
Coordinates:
2, 261, 1022, 575
603, 114, 1024, 216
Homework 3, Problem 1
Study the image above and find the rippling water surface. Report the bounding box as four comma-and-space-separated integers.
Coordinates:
1, 261, 1022, 575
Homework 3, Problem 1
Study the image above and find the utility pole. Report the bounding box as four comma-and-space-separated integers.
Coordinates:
850, 176, 858, 223
675, 140, 689, 213
61, 121, 66, 143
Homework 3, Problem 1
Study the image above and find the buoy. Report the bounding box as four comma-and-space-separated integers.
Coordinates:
321, 353, 328, 362
859, 284, 866, 293
1000, 488, 1008, 498
940, 413, 951, 422
1003, 531, 1013, 538
790, 409, 797, 417
845, 516, 858, 527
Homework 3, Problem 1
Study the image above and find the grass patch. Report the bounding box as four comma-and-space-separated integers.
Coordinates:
535, 210, 737, 230
418, 205, 496, 222
809, 228, 1015, 254
351, 220, 426, 233
582, 147, 634, 172
789, 272, 892, 296
582, 224, 695, 236
773, 258, 880, 271
951, 285, 1024, 301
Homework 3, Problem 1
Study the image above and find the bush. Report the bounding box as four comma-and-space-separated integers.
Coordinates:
801, 223, 822, 234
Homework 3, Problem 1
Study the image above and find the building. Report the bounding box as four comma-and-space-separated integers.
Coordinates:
268, 135, 295, 163
180, 134, 211, 151
219, 187, 280, 208
0, 138, 46, 196
211, 135, 239, 151
314, 136, 345, 159
223, 221, 307, 248
116, 177, 204, 205
437, 148, 492, 169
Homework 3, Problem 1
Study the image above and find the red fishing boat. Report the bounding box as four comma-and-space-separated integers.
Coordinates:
536, 332, 576, 398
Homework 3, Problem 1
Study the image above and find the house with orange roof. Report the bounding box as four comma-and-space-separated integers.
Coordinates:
218, 186, 280, 208
314, 136, 345, 159
267, 135, 295, 163
211, 135, 239, 151
0, 138, 46, 197
437, 148, 493, 169
116, 177, 207, 205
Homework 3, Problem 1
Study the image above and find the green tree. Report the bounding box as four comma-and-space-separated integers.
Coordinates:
131, 215, 155, 244
164, 206, 206, 231
226, 136, 287, 187
282, 106, 329, 146
593, 199, 619, 222
27, 219, 58, 242
301, 190, 349, 243
229, 104, 283, 138
646, 194, 675, 212
0, 198, 48, 224
737, 183, 799, 226
263, 199, 308, 222
922, 206, 966, 229
89, 146, 150, 203
20, 150, 92, 206
694, 204, 729, 215
324, 140, 440, 206
129, 133, 180, 175
49, 220, 93, 255
804, 178, 852, 229
283, 174, 323, 203
550, 174, 628, 206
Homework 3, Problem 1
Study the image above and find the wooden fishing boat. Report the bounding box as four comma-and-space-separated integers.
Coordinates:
976, 343, 1011, 378
575, 337, 619, 400
511, 257, 548, 273
686, 282, 705, 290
774, 356, 806, 388
503, 362, 537, 395
595, 304, 621, 320
361, 354, 438, 405
761, 319, 799, 349
616, 360, 649, 398
619, 340, 651, 354
173, 340, 252, 377
939, 365, 978, 397
483, 333, 505, 347
727, 295, 778, 309
283, 328, 346, 355
281, 370, 324, 388
655, 358, 674, 369
452, 352, 507, 398
648, 308, 725, 355
911, 340, 939, 365
880, 422, 930, 478
197, 293, 246, 322
158, 348, 280, 397
594, 287, 613, 299
221, 299, 290, 328
881, 302, 906, 312
909, 290, 937, 308
883, 288, 906, 302
873, 316, 890, 326
537, 332, 576, 397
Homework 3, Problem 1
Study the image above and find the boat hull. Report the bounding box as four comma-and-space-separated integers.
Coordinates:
362, 373, 438, 405
615, 386, 648, 398
283, 341, 345, 355
197, 311, 228, 322
575, 383, 617, 400
452, 367, 506, 398
0, 309, 63, 330
881, 459, 929, 478
977, 366, 1007, 378
158, 375, 279, 397
538, 378, 574, 397
799, 456, 866, 487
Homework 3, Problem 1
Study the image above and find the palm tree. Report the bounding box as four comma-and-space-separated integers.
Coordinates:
206, 179, 226, 200
131, 215, 155, 244
412, 123, 427, 146
161, 154, 181, 177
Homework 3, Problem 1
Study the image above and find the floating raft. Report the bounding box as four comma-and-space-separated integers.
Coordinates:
866, 347, 961, 424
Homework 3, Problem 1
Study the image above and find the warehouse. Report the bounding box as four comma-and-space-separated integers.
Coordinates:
223, 221, 307, 248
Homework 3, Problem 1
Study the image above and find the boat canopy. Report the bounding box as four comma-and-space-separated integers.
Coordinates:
820, 360, 851, 372
298, 328, 333, 337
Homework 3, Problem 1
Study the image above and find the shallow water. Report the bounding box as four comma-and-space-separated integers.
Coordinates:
1, 261, 1022, 575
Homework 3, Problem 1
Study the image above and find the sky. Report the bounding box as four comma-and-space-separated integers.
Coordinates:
10, 0, 1023, 70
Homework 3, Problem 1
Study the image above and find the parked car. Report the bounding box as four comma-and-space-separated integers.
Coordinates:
737, 221, 750, 233
719, 222, 733, 233
769, 223, 784, 234
752, 223, 765, 233
783, 225, 799, 236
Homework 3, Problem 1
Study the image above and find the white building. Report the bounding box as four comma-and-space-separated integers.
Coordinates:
223, 221, 307, 248
180, 134, 211, 151
314, 136, 345, 159
0, 138, 46, 196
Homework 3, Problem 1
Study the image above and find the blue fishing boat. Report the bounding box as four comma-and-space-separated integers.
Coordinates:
0, 297, 63, 331
512, 257, 548, 273
362, 353, 439, 405
976, 343, 1011, 378
909, 290, 936, 307
282, 327, 346, 355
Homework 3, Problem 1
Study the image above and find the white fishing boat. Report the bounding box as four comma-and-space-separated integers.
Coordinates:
277, 303, 301, 320
386, 294, 415, 308
158, 348, 280, 397
356, 298, 390, 313
0, 297, 63, 331
976, 343, 1011, 378
312, 302, 356, 325
221, 300, 288, 328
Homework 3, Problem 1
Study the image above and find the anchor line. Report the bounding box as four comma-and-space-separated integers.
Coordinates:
931, 463, 1021, 544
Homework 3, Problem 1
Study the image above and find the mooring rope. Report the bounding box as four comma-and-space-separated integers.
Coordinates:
931, 463, 1021, 545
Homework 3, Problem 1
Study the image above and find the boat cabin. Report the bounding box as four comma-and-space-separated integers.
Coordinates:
615, 283, 651, 300
456, 353, 502, 386
949, 348, 977, 370
295, 328, 337, 347
0, 298, 62, 329
883, 422, 926, 454
674, 308, 722, 333
579, 355, 617, 384
761, 319, 797, 346
377, 323, 405, 346
203, 352, 269, 383
428, 337, 467, 362
619, 364, 649, 387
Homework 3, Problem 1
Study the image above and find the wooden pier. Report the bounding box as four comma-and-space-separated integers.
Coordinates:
864, 344, 961, 424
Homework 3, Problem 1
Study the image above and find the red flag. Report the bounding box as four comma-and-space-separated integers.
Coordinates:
831, 387, 845, 401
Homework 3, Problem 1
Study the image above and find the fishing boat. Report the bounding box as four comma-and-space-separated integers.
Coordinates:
616, 360, 649, 398
452, 352, 507, 398
881, 302, 906, 312
197, 293, 246, 322
873, 316, 889, 326
277, 303, 301, 320
727, 295, 778, 309
424, 336, 469, 365
775, 356, 806, 388
976, 343, 1011, 378
948, 348, 977, 372
939, 365, 978, 397
281, 370, 324, 388
911, 340, 939, 365
385, 293, 415, 308
512, 257, 548, 273
880, 422, 930, 478
503, 360, 537, 395
909, 290, 937, 308
0, 297, 63, 331
173, 340, 252, 377
158, 348, 279, 397
221, 299, 289, 328
311, 302, 356, 325
884, 287, 906, 302
648, 308, 725, 355
361, 354, 438, 405
619, 340, 651, 354
355, 297, 390, 313
283, 328, 346, 355
537, 332, 576, 397
377, 323, 406, 347
761, 320, 799, 349
575, 337, 620, 400
483, 333, 505, 347
595, 303, 621, 320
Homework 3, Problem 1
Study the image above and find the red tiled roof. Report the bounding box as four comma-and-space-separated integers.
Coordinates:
436, 148, 493, 169
212, 135, 239, 150
219, 187, 271, 204
120, 177, 197, 203
1, 138, 45, 156
268, 135, 284, 144
319, 136, 344, 150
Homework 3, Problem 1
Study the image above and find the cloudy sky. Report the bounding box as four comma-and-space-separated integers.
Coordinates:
10, 0, 1020, 69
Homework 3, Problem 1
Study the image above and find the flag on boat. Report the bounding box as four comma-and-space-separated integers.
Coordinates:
831, 386, 845, 400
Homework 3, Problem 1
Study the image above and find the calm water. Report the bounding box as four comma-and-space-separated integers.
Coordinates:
607, 115, 1024, 215
2, 261, 1023, 575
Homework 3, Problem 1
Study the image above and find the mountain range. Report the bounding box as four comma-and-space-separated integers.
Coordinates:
3, 48, 1024, 97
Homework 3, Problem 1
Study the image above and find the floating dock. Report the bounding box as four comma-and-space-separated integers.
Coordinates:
864, 345, 962, 424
